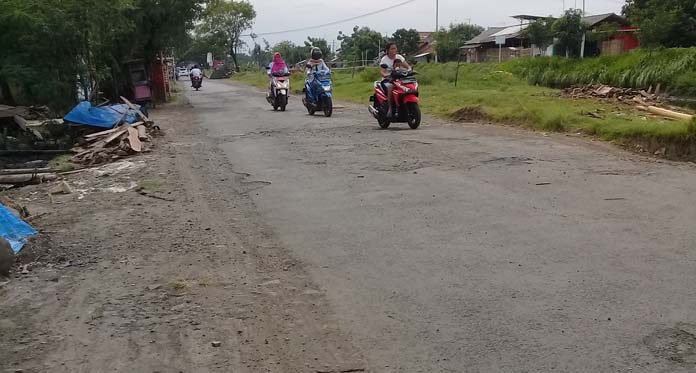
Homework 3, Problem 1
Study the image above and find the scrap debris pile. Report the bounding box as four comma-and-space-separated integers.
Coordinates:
563, 84, 695, 121
0, 105, 70, 151
563, 84, 664, 105
0, 97, 160, 189
69, 97, 160, 165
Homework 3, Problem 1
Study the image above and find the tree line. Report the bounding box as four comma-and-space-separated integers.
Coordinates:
0, 0, 205, 111
1, 0, 694, 111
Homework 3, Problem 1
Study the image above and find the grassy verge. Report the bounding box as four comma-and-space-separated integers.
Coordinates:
233, 64, 696, 155
502, 48, 696, 97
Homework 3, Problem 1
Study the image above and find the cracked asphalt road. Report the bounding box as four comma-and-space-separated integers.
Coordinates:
183, 78, 696, 372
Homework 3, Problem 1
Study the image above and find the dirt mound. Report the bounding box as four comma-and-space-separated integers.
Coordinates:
450, 106, 488, 122
622, 135, 696, 162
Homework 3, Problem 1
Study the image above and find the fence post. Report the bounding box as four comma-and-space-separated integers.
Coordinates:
455, 51, 462, 87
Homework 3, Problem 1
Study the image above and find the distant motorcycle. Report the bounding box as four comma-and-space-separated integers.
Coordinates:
302, 70, 333, 117
368, 66, 421, 129
191, 76, 202, 91
266, 72, 290, 111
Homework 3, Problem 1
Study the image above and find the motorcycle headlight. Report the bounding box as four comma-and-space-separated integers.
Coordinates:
323, 85, 332, 91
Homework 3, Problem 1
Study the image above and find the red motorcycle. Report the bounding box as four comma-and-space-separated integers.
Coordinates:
369, 68, 421, 129
191, 76, 202, 91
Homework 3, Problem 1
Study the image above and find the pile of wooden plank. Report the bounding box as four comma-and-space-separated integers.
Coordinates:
70, 97, 159, 165
564, 84, 695, 122
563, 84, 665, 106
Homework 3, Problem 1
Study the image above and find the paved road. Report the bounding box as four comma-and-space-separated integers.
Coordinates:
186, 79, 696, 372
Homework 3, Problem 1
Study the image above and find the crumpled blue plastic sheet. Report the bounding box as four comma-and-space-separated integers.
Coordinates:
0, 203, 38, 254
64, 101, 140, 129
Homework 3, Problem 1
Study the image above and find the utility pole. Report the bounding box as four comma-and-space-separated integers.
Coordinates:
435, 0, 439, 34
580, 0, 586, 58
434, 0, 439, 63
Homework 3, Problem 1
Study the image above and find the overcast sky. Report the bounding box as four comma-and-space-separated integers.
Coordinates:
241, 0, 627, 51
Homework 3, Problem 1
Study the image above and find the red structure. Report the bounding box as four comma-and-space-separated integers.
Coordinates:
150, 53, 173, 102
616, 26, 640, 52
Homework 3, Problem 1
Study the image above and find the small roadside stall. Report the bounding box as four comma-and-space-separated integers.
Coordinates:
126, 60, 153, 107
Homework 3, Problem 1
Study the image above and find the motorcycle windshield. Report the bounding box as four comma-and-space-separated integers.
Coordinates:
315, 73, 332, 82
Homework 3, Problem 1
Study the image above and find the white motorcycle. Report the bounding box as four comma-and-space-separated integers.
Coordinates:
266, 71, 290, 111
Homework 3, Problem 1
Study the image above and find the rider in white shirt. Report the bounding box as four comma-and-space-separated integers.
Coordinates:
190, 65, 203, 78
380, 43, 411, 118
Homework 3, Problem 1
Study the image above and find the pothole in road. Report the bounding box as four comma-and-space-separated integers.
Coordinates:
482, 156, 534, 166
644, 326, 696, 364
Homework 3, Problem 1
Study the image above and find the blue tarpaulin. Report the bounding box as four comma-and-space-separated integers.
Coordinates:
64, 102, 140, 129
0, 203, 37, 254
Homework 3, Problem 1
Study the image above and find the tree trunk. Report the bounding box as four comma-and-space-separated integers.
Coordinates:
0, 78, 16, 106
230, 43, 240, 73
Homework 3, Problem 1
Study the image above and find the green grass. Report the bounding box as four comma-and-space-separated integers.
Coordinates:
48, 154, 76, 172
233, 63, 696, 143
168, 279, 188, 290
138, 178, 164, 193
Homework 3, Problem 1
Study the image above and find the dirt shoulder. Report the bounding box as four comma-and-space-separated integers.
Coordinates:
0, 100, 366, 373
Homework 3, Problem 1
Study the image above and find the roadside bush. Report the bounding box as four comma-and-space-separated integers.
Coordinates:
502, 48, 696, 96
358, 68, 381, 83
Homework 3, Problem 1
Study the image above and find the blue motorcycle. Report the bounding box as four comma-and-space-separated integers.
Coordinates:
302, 71, 333, 117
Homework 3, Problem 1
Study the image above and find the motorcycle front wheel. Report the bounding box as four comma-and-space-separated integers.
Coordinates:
407, 103, 421, 129
323, 97, 333, 117
377, 103, 390, 129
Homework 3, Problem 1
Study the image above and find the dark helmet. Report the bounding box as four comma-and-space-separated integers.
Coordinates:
311, 48, 323, 60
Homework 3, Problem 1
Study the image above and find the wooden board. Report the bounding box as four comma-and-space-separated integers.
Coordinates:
120, 96, 151, 123
0, 168, 54, 175
84, 127, 123, 139
127, 127, 142, 152
102, 128, 129, 145
647, 106, 693, 121
0, 105, 18, 118
13, 115, 44, 140
83, 121, 143, 140
0, 173, 58, 184
638, 105, 694, 121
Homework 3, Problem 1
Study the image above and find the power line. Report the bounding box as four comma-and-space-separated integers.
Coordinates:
243, 0, 420, 38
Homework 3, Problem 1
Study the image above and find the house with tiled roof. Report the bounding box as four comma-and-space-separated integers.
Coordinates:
460, 13, 639, 63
